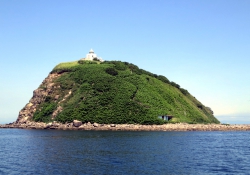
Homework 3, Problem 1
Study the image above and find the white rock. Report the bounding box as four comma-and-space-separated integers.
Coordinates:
93, 123, 98, 127
73, 120, 82, 127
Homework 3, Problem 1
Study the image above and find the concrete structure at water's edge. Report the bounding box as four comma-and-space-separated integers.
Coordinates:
82, 49, 104, 62
158, 115, 173, 121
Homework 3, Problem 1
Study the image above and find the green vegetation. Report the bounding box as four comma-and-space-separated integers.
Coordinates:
33, 103, 56, 123
105, 67, 118, 76
53, 61, 79, 70
33, 60, 219, 124
78, 60, 98, 64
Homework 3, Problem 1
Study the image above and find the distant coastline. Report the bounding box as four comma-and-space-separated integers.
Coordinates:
1, 122, 250, 131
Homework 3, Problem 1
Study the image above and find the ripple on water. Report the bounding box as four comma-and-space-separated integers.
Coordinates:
0, 129, 250, 174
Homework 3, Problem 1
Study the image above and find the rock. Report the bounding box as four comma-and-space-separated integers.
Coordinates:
73, 120, 82, 127
44, 122, 52, 129
110, 124, 116, 127
52, 121, 62, 127
54, 95, 60, 100
18, 116, 29, 124
59, 124, 68, 130
16, 73, 62, 124
52, 106, 63, 119
27, 103, 33, 107
93, 123, 98, 127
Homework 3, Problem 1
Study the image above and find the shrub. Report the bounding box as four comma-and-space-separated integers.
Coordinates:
180, 88, 189, 95
100, 61, 112, 64
157, 75, 170, 84
93, 58, 100, 61
105, 68, 118, 76
51, 68, 72, 74
170, 81, 180, 89
128, 64, 141, 74
33, 102, 57, 122
78, 60, 97, 64
110, 61, 127, 70
78, 60, 85, 64
197, 104, 203, 109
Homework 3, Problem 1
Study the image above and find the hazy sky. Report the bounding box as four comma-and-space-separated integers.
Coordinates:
1, 0, 250, 124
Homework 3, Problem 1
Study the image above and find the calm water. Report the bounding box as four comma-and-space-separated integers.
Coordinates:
0, 129, 250, 175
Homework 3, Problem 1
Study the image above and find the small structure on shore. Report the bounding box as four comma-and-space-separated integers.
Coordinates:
82, 49, 104, 62
158, 115, 173, 121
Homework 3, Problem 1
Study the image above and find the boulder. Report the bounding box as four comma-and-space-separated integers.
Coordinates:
54, 95, 60, 100
93, 123, 98, 127
45, 123, 52, 129
73, 120, 82, 127
110, 124, 116, 127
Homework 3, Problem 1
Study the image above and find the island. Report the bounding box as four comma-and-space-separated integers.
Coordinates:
8, 49, 250, 131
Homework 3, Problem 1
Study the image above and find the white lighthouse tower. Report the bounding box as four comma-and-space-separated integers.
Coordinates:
85, 49, 97, 60
82, 49, 104, 62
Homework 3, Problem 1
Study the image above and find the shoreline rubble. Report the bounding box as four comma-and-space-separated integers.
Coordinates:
1, 121, 250, 131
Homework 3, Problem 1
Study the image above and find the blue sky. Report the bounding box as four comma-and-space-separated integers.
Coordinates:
1, 0, 250, 124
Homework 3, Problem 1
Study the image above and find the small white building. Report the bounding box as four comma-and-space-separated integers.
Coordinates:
83, 49, 104, 62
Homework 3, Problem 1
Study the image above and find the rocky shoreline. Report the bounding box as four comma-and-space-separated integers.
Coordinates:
1, 120, 250, 131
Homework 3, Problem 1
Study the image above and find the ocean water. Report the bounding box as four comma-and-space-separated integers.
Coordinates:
0, 129, 250, 175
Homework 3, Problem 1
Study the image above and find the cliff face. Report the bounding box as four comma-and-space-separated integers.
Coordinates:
17, 73, 62, 123
16, 60, 220, 124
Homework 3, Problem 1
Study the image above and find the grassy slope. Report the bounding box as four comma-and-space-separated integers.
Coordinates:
33, 60, 219, 124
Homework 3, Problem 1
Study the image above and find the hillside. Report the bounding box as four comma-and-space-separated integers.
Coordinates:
16, 60, 220, 124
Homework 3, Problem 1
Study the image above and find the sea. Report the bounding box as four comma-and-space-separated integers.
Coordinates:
1, 129, 250, 175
